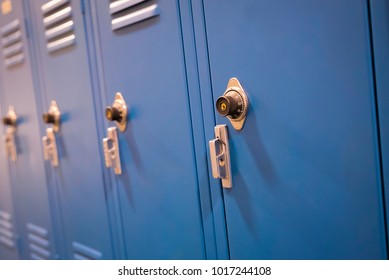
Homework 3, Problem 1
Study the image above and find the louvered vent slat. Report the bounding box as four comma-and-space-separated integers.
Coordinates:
27, 223, 51, 260
109, 0, 147, 15
45, 20, 74, 40
41, 0, 69, 14
1, 31, 21, 47
3, 42, 22, 57
0, 210, 16, 249
110, 0, 160, 31
1, 20, 25, 68
0, 20, 19, 36
43, 6, 72, 27
73, 242, 102, 260
42, 0, 75, 53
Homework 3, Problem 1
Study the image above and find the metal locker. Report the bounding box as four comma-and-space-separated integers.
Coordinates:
88, 0, 215, 259
0, 84, 20, 260
24, 0, 116, 259
0, 0, 57, 259
370, 0, 389, 249
193, 0, 388, 259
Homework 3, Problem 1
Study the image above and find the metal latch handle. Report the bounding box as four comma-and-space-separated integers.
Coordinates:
102, 127, 122, 175
2, 106, 17, 161
209, 124, 232, 188
42, 127, 59, 167
3, 132, 17, 161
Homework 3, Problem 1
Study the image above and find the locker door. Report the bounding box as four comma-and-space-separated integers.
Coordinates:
90, 0, 210, 259
25, 0, 115, 259
195, 0, 388, 259
0, 91, 20, 259
0, 0, 57, 260
370, 0, 389, 247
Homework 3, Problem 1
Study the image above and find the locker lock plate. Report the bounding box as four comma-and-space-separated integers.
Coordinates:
42, 100, 61, 132
216, 77, 249, 130
105, 92, 128, 132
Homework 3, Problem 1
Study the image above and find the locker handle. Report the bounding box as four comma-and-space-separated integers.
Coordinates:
2, 106, 17, 161
209, 124, 232, 188
41, 101, 60, 167
3, 131, 17, 161
102, 127, 122, 175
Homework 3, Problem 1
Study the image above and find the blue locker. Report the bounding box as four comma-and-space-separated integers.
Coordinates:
0, 0, 58, 260
0, 84, 20, 260
24, 0, 116, 259
193, 0, 388, 259
370, 0, 389, 249
88, 0, 214, 259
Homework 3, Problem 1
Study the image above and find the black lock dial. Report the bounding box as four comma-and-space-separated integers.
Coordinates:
105, 92, 128, 132
42, 113, 56, 124
105, 106, 123, 123
2, 116, 13, 126
216, 91, 244, 119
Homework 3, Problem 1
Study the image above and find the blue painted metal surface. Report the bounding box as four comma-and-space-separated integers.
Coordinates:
0, 85, 20, 260
24, 0, 115, 259
0, 0, 57, 260
370, 0, 389, 254
197, 0, 388, 259
89, 0, 209, 259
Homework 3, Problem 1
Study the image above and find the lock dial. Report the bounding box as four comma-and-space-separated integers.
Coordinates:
216, 77, 249, 130
2, 106, 17, 128
42, 100, 61, 132
105, 92, 128, 132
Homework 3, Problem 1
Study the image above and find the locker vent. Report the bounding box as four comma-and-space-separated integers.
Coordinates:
73, 242, 102, 260
41, 0, 76, 53
110, 0, 160, 31
0, 210, 16, 249
0, 19, 25, 68
27, 223, 51, 260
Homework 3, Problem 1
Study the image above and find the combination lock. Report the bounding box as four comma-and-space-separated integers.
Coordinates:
2, 106, 17, 127
42, 100, 61, 132
216, 93, 245, 119
215, 77, 249, 130
105, 92, 128, 132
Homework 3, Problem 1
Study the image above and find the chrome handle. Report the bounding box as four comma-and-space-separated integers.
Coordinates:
42, 127, 59, 167
102, 127, 121, 175
3, 132, 17, 161
209, 124, 232, 188
42, 136, 49, 161
102, 138, 111, 168
2, 106, 17, 161
209, 138, 220, 179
